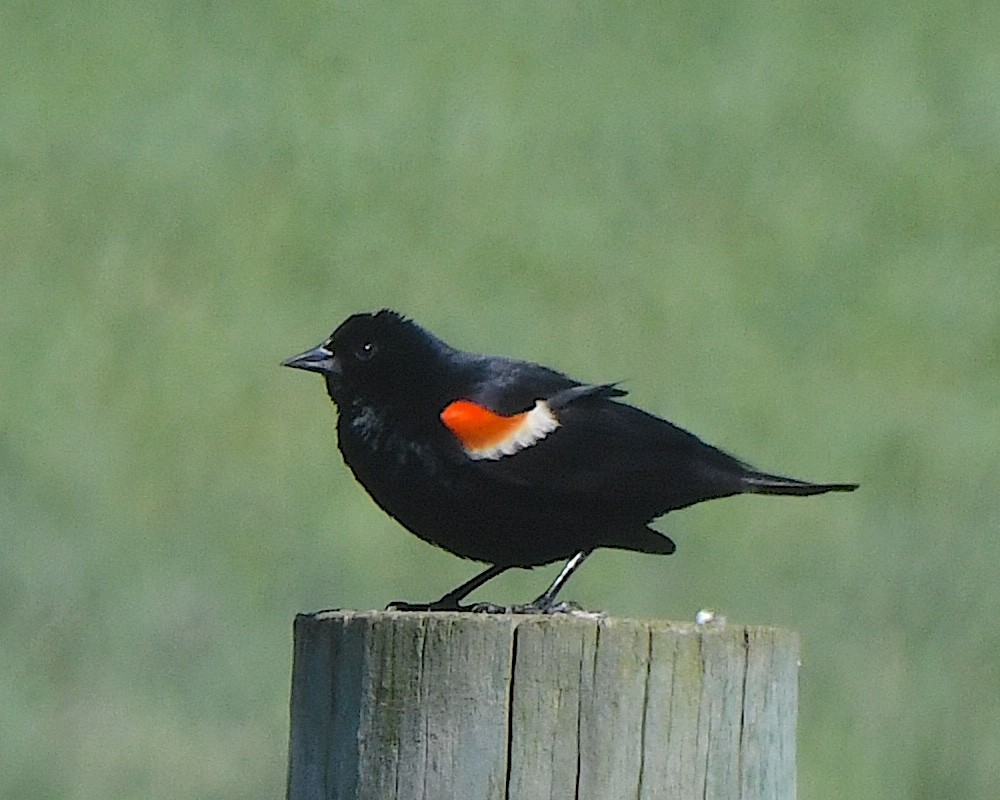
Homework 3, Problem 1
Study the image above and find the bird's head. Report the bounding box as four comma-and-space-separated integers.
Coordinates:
283, 309, 455, 410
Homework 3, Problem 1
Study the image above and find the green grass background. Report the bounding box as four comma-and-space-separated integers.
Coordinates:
4, 2, 999, 798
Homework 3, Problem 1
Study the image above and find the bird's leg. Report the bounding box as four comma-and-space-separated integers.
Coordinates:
387, 564, 509, 612
512, 550, 593, 614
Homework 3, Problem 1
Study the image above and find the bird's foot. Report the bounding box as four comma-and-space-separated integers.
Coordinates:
388, 600, 521, 614
387, 598, 599, 616
467, 601, 510, 614
386, 599, 462, 612
464, 599, 588, 614
387, 599, 513, 614
509, 597, 584, 615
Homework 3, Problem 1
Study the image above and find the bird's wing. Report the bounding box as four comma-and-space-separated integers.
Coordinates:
437, 376, 752, 515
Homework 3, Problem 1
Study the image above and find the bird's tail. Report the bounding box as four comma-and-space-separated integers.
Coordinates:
742, 470, 859, 496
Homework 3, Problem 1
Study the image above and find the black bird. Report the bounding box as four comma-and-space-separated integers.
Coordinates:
283, 310, 857, 612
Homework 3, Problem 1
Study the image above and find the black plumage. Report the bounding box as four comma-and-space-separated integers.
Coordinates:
283, 309, 857, 611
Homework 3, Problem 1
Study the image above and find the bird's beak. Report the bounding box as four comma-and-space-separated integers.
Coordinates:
282, 343, 340, 376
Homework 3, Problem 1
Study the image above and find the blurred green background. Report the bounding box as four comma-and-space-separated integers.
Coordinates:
4, 2, 998, 798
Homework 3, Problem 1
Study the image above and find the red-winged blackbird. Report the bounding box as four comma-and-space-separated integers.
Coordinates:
284, 310, 857, 612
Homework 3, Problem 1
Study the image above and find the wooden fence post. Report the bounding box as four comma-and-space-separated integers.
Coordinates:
286, 610, 798, 800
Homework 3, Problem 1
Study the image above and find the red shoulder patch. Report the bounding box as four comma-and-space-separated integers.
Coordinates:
440, 399, 560, 460
440, 400, 525, 450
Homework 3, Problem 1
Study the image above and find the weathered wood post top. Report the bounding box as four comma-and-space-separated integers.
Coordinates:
287, 610, 798, 800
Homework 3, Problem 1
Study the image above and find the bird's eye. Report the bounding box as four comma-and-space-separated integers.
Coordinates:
354, 341, 378, 361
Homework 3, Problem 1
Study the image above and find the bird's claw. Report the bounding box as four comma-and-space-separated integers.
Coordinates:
386, 599, 460, 612
510, 598, 584, 615
468, 601, 509, 614
386, 598, 591, 615
388, 599, 506, 614
468, 598, 588, 614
